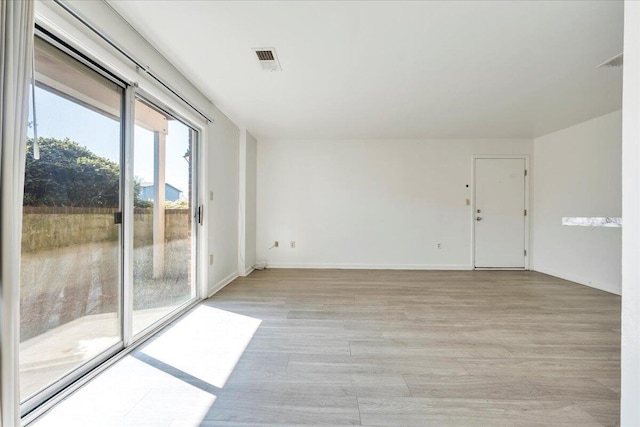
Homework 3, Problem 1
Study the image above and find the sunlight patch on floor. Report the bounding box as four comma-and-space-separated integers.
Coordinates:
140, 305, 262, 388
33, 304, 261, 427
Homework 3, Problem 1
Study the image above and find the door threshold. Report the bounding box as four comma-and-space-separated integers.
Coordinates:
474, 267, 528, 271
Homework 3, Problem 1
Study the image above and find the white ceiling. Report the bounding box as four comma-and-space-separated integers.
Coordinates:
108, 0, 623, 140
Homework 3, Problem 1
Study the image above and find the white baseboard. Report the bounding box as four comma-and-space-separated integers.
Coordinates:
207, 271, 239, 298
533, 266, 621, 296
265, 263, 472, 271
237, 262, 256, 277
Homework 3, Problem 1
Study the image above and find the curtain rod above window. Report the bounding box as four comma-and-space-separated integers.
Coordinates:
52, 0, 214, 124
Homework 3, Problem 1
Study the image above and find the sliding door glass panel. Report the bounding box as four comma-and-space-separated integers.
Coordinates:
132, 99, 195, 336
20, 38, 123, 401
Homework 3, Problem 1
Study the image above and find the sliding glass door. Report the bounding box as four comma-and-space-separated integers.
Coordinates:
132, 98, 197, 336
20, 37, 124, 403
20, 35, 200, 412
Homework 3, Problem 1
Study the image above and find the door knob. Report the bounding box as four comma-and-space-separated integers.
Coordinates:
476, 217, 482, 221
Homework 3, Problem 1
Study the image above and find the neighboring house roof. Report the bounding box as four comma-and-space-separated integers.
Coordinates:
140, 182, 183, 193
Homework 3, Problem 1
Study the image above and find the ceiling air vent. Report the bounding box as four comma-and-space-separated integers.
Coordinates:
253, 48, 281, 72
597, 53, 623, 68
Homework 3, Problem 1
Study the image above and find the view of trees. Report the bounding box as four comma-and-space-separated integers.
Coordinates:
24, 138, 149, 207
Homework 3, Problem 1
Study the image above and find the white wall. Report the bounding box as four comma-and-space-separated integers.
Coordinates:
257, 139, 531, 269
207, 106, 240, 295
245, 132, 257, 271
238, 130, 257, 276
532, 110, 622, 295
622, 1, 640, 423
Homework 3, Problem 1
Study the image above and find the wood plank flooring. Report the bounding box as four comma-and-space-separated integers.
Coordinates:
200, 269, 620, 427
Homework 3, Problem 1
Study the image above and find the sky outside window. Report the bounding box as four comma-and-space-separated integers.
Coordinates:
28, 87, 190, 194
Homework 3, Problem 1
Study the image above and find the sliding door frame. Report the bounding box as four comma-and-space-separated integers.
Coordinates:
122, 85, 136, 348
129, 91, 201, 341
21, 29, 204, 422
20, 31, 129, 416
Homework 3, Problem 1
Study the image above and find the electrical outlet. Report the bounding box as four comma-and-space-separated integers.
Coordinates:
290, 241, 296, 248
274, 241, 279, 248
209, 254, 214, 265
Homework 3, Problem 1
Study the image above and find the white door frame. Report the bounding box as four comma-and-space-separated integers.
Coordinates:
471, 155, 531, 270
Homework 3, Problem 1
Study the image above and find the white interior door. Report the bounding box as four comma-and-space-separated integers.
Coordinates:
474, 158, 526, 268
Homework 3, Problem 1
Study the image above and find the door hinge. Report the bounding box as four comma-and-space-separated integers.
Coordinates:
114, 212, 122, 225
524, 249, 527, 256
524, 169, 528, 176
524, 209, 527, 216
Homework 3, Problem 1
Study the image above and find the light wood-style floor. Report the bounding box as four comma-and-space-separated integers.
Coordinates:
201, 269, 620, 427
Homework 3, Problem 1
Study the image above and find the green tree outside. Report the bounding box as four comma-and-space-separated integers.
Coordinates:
24, 137, 148, 207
